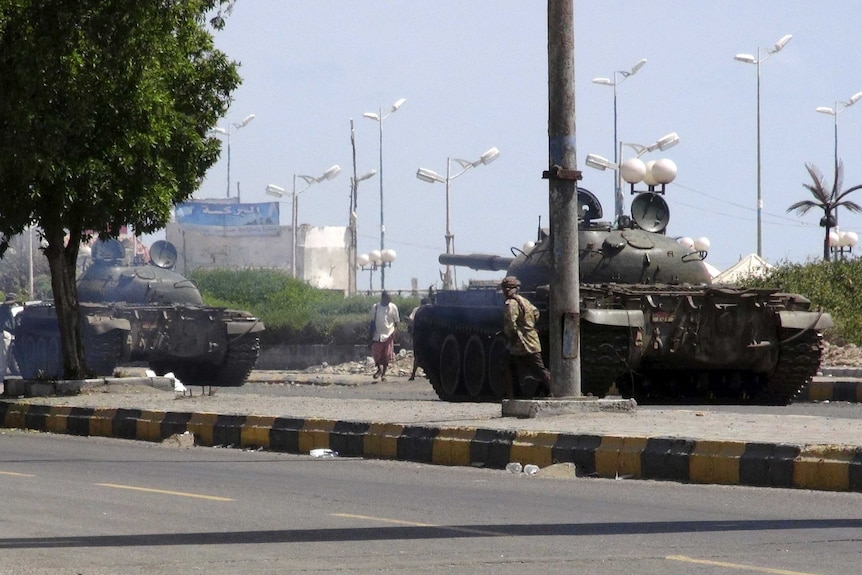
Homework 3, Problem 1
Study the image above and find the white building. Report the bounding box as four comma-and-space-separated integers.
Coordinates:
164, 199, 349, 292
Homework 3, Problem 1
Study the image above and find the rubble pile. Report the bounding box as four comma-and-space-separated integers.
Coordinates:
822, 341, 862, 368
300, 349, 421, 378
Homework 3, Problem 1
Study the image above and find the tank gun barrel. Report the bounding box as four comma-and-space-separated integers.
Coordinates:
438, 253, 514, 272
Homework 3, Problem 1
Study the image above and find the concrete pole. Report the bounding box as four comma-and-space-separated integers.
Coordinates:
546, 0, 581, 397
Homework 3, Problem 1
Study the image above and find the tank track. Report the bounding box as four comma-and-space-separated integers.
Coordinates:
84, 330, 124, 377
216, 334, 262, 387
152, 333, 260, 388
762, 328, 824, 405
580, 326, 631, 398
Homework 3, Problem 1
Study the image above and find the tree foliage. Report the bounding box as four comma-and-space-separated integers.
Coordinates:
787, 162, 862, 261
0, 0, 240, 377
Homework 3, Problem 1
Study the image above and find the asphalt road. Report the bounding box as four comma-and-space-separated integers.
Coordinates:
1, 429, 860, 574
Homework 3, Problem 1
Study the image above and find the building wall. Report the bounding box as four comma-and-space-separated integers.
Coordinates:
165, 222, 349, 292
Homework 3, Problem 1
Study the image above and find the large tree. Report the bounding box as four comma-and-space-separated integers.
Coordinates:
0, 0, 240, 378
787, 162, 862, 262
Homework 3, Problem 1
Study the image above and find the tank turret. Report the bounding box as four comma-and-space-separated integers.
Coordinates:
412, 186, 831, 405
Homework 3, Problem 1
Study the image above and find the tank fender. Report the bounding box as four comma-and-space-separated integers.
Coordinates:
84, 316, 131, 335
777, 310, 833, 331
582, 309, 645, 328
226, 319, 266, 335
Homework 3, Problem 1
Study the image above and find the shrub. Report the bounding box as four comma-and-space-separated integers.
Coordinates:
189, 268, 419, 345
740, 258, 862, 345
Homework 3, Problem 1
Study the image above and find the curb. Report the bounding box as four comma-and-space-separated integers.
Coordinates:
1, 400, 860, 493
2, 377, 175, 397
804, 378, 862, 402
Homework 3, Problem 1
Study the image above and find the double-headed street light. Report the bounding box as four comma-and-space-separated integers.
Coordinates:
363, 98, 406, 291
210, 113, 255, 198
348, 169, 377, 296
586, 132, 679, 196
266, 164, 341, 279
734, 33, 792, 258
416, 146, 500, 290
816, 91, 862, 177
592, 58, 647, 222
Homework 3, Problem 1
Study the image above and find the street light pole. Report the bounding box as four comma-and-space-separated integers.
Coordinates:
211, 114, 255, 198
592, 58, 646, 223
266, 164, 341, 280
735, 34, 792, 258
416, 147, 500, 290
363, 98, 406, 291
816, 91, 862, 178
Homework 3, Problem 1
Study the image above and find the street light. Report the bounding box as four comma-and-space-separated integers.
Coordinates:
357, 249, 397, 293
210, 113, 255, 198
816, 91, 862, 177
416, 146, 500, 289
586, 132, 679, 195
363, 98, 406, 290
734, 33, 792, 258
266, 164, 341, 279
348, 169, 377, 296
592, 58, 647, 222
829, 228, 859, 260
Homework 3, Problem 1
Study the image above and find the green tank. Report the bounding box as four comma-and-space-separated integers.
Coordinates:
412, 188, 832, 405
13, 239, 264, 386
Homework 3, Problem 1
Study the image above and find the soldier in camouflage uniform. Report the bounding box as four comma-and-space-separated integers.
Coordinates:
501, 276, 550, 397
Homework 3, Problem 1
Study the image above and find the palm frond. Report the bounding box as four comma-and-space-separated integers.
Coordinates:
787, 200, 821, 215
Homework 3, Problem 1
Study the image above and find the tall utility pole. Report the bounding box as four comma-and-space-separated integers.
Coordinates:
545, 0, 581, 397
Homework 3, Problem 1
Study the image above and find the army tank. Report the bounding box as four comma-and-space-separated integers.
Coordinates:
13, 238, 264, 386
412, 187, 832, 405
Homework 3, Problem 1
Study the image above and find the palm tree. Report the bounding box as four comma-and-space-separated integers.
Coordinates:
787, 161, 862, 261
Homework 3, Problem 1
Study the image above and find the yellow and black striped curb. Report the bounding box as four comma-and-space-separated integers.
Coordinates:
2, 400, 861, 492
801, 379, 862, 402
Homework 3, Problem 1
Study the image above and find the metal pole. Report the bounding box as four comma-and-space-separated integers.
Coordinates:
349, 119, 358, 296
755, 50, 762, 258
377, 108, 386, 291
291, 174, 298, 279
612, 78, 622, 223
28, 226, 34, 298
444, 158, 453, 290
547, 0, 581, 397
226, 128, 232, 198
833, 101, 839, 177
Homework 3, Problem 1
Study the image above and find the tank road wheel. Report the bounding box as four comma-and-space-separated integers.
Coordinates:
16, 333, 38, 379
487, 335, 510, 400
462, 335, 486, 398
34, 335, 61, 378
439, 334, 462, 399
46, 337, 62, 377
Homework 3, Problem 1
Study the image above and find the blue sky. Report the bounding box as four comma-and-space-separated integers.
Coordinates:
181, 1, 862, 290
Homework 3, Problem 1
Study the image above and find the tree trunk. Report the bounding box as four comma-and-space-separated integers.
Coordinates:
823, 225, 831, 262
43, 227, 86, 380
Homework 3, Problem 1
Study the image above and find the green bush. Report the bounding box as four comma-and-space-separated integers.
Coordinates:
188, 268, 419, 345
740, 258, 862, 345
